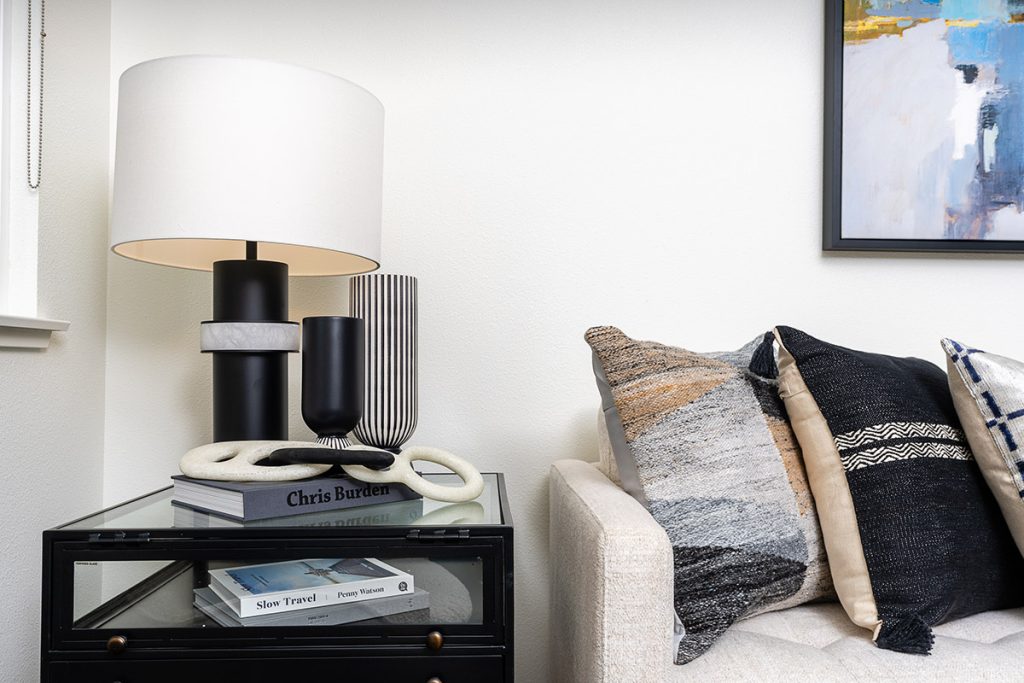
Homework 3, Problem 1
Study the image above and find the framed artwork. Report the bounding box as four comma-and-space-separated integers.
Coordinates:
825, 1, 1024, 252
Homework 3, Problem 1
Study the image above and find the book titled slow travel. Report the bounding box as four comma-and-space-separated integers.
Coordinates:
208, 557, 414, 618
193, 586, 430, 628
171, 473, 421, 521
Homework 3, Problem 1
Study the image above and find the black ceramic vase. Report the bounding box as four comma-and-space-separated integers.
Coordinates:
301, 316, 365, 448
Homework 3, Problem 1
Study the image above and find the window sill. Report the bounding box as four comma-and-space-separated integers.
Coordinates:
0, 314, 70, 349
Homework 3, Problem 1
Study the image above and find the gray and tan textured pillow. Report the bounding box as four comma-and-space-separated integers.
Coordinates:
943, 338, 1024, 555
585, 326, 832, 664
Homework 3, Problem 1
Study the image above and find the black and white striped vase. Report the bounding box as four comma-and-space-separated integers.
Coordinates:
349, 273, 418, 452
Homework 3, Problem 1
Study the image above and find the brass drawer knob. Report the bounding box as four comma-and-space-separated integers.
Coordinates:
106, 635, 127, 654
426, 630, 443, 651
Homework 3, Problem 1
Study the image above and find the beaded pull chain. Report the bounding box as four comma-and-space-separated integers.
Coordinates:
26, 0, 45, 190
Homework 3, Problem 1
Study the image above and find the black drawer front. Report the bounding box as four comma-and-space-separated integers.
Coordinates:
47, 654, 504, 683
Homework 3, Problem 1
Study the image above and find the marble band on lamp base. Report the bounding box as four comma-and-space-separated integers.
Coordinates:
200, 321, 300, 352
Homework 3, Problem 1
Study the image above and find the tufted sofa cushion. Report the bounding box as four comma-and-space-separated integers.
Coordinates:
676, 603, 1024, 681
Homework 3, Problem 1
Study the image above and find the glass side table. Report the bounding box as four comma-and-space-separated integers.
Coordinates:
41, 473, 514, 683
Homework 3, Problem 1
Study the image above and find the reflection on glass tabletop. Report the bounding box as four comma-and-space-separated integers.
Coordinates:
61, 473, 504, 530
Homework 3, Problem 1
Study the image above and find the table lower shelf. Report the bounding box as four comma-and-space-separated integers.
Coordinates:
46, 651, 506, 683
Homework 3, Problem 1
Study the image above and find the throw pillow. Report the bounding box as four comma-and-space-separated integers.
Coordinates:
942, 338, 1024, 555
585, 326, 832, 664
774, 326, 1024, 655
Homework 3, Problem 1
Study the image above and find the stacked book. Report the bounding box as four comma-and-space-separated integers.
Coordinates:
172, 496, 426, 529
171, 473, 422, 522
194, 557, 429, 627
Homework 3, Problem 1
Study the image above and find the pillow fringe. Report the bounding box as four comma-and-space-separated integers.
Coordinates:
875, 614, 934, 655
748, 331, 779, 379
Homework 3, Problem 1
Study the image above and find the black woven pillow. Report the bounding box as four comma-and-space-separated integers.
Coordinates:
773, 326, 1024, 654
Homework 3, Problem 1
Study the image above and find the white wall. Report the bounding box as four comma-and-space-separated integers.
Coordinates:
101, 2, 1024, 681
0, 1, 110, 679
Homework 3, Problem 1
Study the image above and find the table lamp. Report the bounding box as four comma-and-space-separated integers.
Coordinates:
110, 56, 383, 442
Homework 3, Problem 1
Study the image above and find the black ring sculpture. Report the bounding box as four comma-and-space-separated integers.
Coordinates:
269, 447, 395, 471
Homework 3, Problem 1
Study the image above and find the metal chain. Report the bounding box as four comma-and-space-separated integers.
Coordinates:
26, 0, 45, 190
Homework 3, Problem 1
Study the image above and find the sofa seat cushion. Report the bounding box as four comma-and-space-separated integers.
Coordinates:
674, 603, 1024, 681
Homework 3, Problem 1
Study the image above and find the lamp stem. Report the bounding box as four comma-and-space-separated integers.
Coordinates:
246, 240, 258, 260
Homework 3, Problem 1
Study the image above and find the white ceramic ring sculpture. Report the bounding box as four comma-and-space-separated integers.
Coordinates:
180, 441, 484, 503
180, 441, 333, 482
343, 445, 485, 503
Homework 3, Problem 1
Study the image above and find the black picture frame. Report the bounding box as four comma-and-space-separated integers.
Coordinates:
823, 1, 1024, 253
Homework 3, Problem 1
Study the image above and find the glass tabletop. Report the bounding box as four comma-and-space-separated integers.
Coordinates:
60, 473, 504, 530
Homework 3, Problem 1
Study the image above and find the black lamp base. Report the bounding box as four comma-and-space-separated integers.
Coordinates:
213, 353, 288, 442
205, 259, 294, 443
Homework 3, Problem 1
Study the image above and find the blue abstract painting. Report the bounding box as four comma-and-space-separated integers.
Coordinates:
842, 0, 1024, 242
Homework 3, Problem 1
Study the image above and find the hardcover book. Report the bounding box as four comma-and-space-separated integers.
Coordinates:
171, 473, 421, 521
193, 586, 430, 627
208, 557, 414, 618
172, 497, 426, 529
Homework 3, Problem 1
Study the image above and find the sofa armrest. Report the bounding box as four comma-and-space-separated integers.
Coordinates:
549, 459, 675, 683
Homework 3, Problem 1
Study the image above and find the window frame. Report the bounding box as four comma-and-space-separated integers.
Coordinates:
0, 0, 68, 349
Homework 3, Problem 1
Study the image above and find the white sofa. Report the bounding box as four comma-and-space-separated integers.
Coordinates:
549, 459, 1024, 682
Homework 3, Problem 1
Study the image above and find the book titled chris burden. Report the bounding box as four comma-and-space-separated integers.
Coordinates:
173, 497, 426, 529
171, 474, 421, 521
208, 557, 413, 618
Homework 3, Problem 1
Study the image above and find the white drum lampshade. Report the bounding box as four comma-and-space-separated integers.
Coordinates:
111, 55, 384, 273
109, 56, 385, 442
